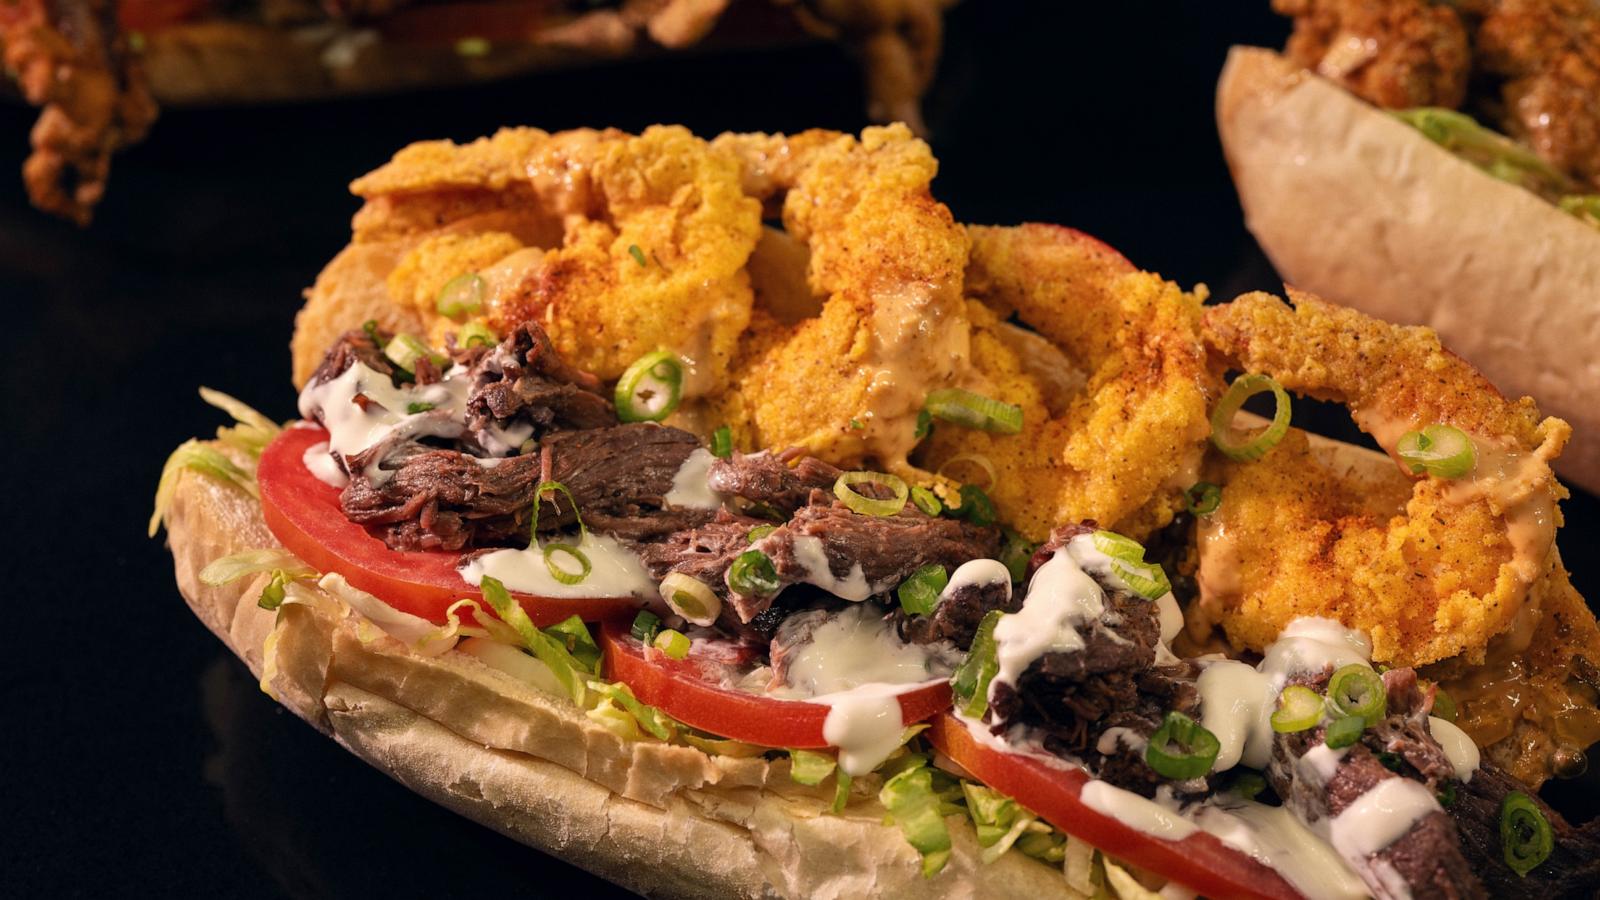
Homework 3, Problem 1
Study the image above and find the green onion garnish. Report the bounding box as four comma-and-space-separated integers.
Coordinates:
653, 628, 690, 660
543, 543, 591, 585
1144, 711, 1220, 780
834, 471, 910, 517
1271, 685, 1324, 733
362, 319, 385, 347
914, 409, 933, 441
435, 272, 484, 318
458, 321, 498, 348
1210, 373, 1292, 461
1500, 791, 1553, 877
1433, 689, 1457, 723
659, 572, 721, 626
1091, 530, 1146, 562
925, 388, 1023, 434
1184, 481, 1222, 516
999, 530, 1036, 582
383, 333, 447, 374
747, 524, 777, 543
1438, 782, 1458, 808
614, 350, 684, 423
711, 425, 733, 458
1396, 424, 1477, 479
910, 486, 942, 517
950, 610, 1003, 718
406, 402, 435, 414
953, 484, 996, 526
527, 480, 585, 549
1323, 714, 1366, 749
628, 244, 648, 267
1326, 664, 1387, 726
1091, 530, 1172, 600
728, 550, 780, 597
1378, 751, 1404, 772
631, 609, 662, 644
897, 564, 949, 616
849, 418, 864, 430
1229, 770, 1267, 800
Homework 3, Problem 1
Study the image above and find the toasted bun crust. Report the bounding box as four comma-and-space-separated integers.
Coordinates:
1216, 46, 1600, 496
161, 450, 1087, 899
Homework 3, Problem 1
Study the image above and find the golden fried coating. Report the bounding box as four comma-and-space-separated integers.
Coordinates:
703, 125, 970, 469
917, 225, 1216, 542
1475, 0, 1600, 190
1274, 0, 1471, 108
1197, 289, 1573, 669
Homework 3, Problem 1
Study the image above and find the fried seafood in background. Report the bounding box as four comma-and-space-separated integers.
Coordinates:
1195, 288, 1599, 786
1273, 0, 1471, 107
0, 0, 157, 225
916, 225, 1216, 543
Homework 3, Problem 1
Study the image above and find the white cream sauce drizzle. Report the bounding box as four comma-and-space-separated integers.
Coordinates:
1079, 783, 1198, 840
302, 440, 349, 488
782, 534, 873, 602
1327, 778, 1440, 861
1427, 717, 1479, 782
663, 448, 724, 511
459, 532, 655, 598
296, 361, 476, 485
944, 558, 1013, 598
1193, 801, 1368, 900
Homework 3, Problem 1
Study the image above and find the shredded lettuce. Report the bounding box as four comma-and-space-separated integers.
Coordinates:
962, 782, 1040, 864
1101, 857, 1164, 900
879, 760, 955, 877
789, 749, 837, 786
479, 575, 597, 706
679, 730, 768, 759
546, 615, 603, 672
199, 387, 281, 456
200, 548, 314, 586
587, 680, 675, 741
149, 440, 258, 537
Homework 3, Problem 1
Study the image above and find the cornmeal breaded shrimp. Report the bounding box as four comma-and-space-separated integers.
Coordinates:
1197, 288, 1573, 668
916, 224, 1216, 542
292, 126, 762, 394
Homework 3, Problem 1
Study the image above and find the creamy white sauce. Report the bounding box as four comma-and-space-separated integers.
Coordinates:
769, 606, 951, 776
662, 448, 723, 511
1427, 717, 1479, 782
783, 534, 873, 602
1299, 743, 1349, 787
297, 361, 475, 484
459, 532, 654, 598
991, 545, 1102, 693
1079, 782, 1198, 841
302, 440, 349, 488
1327, 777, 1440, 860
944, 558, 1013, 597
1193, 801, 1368, 900
1096, 726, 1149, 756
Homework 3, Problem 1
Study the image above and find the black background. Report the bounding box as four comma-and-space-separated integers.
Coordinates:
5, 3, 1595, 897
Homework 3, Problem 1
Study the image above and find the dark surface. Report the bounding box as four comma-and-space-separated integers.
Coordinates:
4, 3, 1595, 897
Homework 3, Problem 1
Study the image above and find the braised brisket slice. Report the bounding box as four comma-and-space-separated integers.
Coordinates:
897, 575, 1018, 649
706, 450, 842, 516
1447, 764, 1600, 898
464, 323, 614, 440
343, 424, 709, 551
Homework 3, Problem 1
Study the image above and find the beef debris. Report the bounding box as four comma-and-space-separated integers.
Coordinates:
706, 449, 842, 516
1446, 761, 1600, 898
463, 323, 615, 442
897, 574, 1018, 649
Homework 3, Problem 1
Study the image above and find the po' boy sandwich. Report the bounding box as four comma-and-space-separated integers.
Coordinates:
155, 124, 1600, 898
1216, 0, 1600, 496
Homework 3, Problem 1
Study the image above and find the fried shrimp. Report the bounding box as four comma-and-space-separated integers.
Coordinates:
703, 125, 971, 470
1196, 288, 1574, 670
292, 126, 762, 392
915, 224, 1216, 542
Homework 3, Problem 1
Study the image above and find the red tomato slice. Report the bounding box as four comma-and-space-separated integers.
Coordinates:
926, 715, 1305, 900
257, 425, 640, 627
600, 621, 953, 749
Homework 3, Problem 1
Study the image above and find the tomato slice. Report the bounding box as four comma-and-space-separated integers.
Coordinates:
600, 621, 953, 749
257, 425, 641, 627
926, 715, 1305, 900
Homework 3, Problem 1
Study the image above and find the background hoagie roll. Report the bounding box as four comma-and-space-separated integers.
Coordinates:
1216, 46, 1600, 495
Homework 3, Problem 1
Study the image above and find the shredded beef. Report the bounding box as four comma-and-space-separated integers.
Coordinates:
706, 449, 842, 515
306, 328, 398, 388
1447, 762, 1600, 898
463, 323, 614, 442
897, 575, 1018, 649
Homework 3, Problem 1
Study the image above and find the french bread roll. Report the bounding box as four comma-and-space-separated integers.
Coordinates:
161, 451, 1091, 900
1215, 46, 1600, 495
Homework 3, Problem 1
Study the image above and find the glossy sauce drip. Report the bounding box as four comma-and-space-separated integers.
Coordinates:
459, 532, 655, 598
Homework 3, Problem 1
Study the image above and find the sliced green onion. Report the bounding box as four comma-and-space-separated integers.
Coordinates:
1433, 689, 1458, 723
1110, 561, 1172, 600
953, 484, 996, 526
362, 319, 385, 347
630, 609, 661, 644
728, 550, 780, 597
1271, 685, 1325, 733
925, 388, 1023, 434
527, 480, 586, 549
999, 530, 1036, 582
910, 486, 942, 517
458, 321, 498, 348
1323, 714, 1366, 749
834, 471, 909, 517
1396, 424, 1477, 479
746, 524, 777, 543
1184, 481, 1222, 516
936, 453, 997, 488
406, 402, 435, 414
898, 564, 949, 616
653, 628, 690, 660
543, 543, 591, 585
788, 749, 837, 786
1326, 664, 1387, 726
628, 244, 647, 267
1438, 782, 1458, 808
849, 418, 864, 430
383, 333, 447, 374
614, 350, 683, 423
1229, 770, 1267, 800
914, 409, 933, 441
1145, 711, 1220, 780
434, 272, 484, 318
1210, 373, 1292, 461
659, 572, 721, 627
1500, 791, 1553, 877
951, 610, 1003, 718
711, 425, 733, 458
1092, 530, 1146, 562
